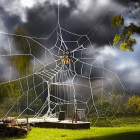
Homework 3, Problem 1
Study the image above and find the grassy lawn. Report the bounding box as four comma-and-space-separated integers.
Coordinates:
1, 124, 140, 140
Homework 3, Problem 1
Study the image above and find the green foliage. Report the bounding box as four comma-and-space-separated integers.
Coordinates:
126, 95, 140, 115
14, 25, 28, 36
89, 116, 140, 127
127, 38, 136, 46
11, 25, 37, 77
113, 34, 121, 46
0, 26, 39, 118
0, 81, 22, 118
0, 97, 20, 117
18, 92, 43, 115
11, 55, 30, 77
0, 81, 21, 102
87, 93, 124, 119
0, 26, 33, 105
112, 15, 140, 52
14, 26, 30, 53
120, 42, 127, 51
0, 83, 14, 102
11, 26, 32, 77
119, 38, 136, 52
125, 38, 136, 52
111, 14, 124, 29
122, 23, 140, 36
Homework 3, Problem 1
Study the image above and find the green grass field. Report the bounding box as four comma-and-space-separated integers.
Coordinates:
1, 124, 140, 140
1, 117, 140, 140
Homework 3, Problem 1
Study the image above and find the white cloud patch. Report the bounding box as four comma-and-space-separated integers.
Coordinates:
117, 61, 138, 70
71, 0, 124, 19
0, 0, 26, 22
97, 0, 111, 6
101, 45, 116, 56
128, 69, 140, 83
20, 0, 36, 8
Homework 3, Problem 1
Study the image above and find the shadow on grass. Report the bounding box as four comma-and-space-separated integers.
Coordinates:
0, 136, 27, 140
76, 131, 140, 140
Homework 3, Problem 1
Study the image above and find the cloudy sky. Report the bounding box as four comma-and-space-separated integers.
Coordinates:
0, 0, 140, 93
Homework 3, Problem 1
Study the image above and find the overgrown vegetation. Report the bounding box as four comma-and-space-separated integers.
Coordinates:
126, 95, 140, 115
0, 26, 43, 119
89, 116, 140, 127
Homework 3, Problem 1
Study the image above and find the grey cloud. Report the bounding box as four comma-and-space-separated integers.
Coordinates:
24, 2, 58, 37
0, 6, 22, 32
0, 0, 140, 92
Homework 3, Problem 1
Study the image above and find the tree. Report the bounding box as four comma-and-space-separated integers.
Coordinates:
111, 14, 140, 52
0, 26, 42, 118
11, 26, 31, 77
0, 81, 21, 102
126, 95, 140, 115
0, 81, 22, 118
11, 25, 38, 77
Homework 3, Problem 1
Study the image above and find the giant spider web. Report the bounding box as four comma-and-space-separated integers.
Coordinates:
0, 0, 139, 125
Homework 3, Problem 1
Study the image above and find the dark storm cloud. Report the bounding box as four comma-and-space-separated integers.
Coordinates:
24, 2, 58, 37
6, 0, 136, 42
59, 0, 77, 17
21, 0, 78, 37
59, 0, 111, 35
21, 0, 116, 36
0, 0, 139, 39
113, 0, 140, 5
57, 0, 140, 40
0, 0, 140, 92
0, 6, 22, 32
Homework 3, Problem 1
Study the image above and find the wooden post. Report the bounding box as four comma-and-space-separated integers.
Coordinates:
72, 99, 77, 123
27, 118, 30, 134
75, 109, 77, 123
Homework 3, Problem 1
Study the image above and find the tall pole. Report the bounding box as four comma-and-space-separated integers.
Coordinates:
74, 99, 77, 123
47, 84, 50, 117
